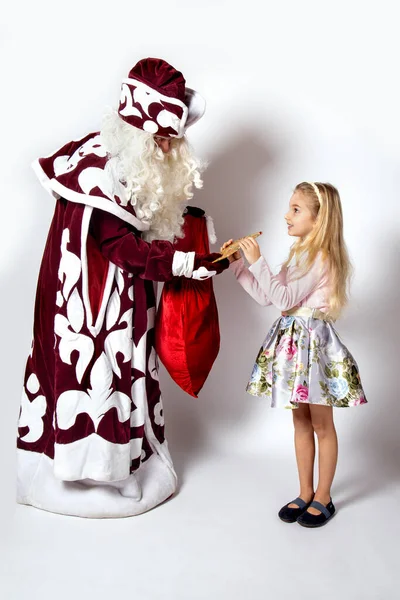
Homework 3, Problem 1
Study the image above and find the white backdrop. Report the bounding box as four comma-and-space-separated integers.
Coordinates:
1, 1, 399, 599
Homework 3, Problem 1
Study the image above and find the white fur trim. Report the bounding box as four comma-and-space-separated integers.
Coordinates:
32, 157, 60, 200
80, 206, 94, 335
185, 88, 206, 129
54, 434, 130, 481
32, 159, 150, 231
172, 251, 195, 277
192, 266, 217, 280
94, 262, 115, 334
81, 206, 117, 336
16, 449, 177, 518
206, 215, 217, 245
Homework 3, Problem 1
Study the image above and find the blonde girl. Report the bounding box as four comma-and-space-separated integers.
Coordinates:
223, 182, 367, 528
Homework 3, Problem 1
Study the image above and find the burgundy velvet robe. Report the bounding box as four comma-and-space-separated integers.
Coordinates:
17, 133, 182, 517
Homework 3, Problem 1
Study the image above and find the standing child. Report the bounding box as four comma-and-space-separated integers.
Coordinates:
222, 182, 367, 528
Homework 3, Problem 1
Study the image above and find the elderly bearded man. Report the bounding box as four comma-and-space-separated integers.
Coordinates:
16, 58, 228, 518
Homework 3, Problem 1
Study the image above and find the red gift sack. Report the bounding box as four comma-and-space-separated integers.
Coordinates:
155, 207, 220, 397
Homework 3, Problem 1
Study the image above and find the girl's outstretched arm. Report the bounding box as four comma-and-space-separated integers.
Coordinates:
239, 238, 324, 311
221, 238, 271, 306
230, 258, 272, 306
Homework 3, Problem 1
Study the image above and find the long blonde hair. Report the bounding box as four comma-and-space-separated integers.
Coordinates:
284, 182, 352, 319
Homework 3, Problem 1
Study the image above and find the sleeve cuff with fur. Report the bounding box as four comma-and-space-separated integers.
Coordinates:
172, 251, 195, 278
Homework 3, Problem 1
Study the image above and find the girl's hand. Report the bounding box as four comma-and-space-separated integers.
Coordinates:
239, 237, 262, 265
220, 239, 241, 263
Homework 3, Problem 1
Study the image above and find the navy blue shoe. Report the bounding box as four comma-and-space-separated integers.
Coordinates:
278, 497, 313, 523
297, 499, 336, 528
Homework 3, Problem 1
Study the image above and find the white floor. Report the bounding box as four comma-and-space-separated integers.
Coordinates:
1, 447, 399, 600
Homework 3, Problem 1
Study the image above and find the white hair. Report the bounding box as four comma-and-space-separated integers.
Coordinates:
100, 110, 204, 242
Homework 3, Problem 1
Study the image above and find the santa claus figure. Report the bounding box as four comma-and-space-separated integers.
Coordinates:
17, 57, 228, 518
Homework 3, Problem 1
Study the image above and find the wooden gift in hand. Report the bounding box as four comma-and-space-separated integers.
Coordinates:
213, 232, 262, 262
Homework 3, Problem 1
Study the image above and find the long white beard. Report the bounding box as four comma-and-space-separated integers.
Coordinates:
101, 111, 204, 242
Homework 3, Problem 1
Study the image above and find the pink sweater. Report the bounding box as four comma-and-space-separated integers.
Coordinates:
230, 254, 331, 313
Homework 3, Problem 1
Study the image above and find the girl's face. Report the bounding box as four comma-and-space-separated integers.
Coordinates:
285, 191, 316, 238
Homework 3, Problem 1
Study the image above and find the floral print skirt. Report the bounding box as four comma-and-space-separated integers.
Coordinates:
246, 311, 367, 409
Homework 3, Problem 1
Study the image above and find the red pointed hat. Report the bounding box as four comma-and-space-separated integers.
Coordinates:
118, 57, 206, 138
